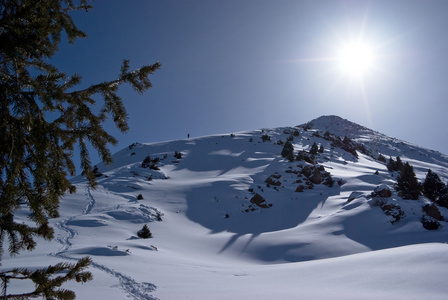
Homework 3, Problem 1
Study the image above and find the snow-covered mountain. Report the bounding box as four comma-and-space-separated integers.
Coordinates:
4, 115, 448, 299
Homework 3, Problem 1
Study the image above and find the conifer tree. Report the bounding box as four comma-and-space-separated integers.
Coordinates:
396, 162, 421, 200
386, 157, 395, 172
0, 1, 160, 298
309, 142, 318, 155
422, 169, 448, 208
395, 156, 403, 171
137, 224, 152, 239
436, 187, 448, 209
423, 169, 446, 202
281, 141, 294, 161
377, 153, 386, 163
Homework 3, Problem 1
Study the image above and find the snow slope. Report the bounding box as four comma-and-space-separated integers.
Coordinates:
3, 115, 448, 299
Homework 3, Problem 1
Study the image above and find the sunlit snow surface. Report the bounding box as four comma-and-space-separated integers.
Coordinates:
3, 116, 448, 299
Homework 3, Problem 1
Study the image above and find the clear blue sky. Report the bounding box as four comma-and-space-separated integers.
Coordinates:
52, 0, 448, 170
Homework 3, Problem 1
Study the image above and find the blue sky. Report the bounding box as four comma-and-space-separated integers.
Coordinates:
52, 0, 448, 169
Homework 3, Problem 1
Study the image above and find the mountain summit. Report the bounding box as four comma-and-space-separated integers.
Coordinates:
6, 116, 448, 299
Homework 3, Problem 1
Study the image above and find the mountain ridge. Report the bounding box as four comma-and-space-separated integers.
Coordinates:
5, 115, 448, 299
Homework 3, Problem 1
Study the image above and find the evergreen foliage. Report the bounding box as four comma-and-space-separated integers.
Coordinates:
387, 157, 395, 172
309, 142, 319, 155
395, 156, 403, 171
396, 162, 421, 200
0, 0, 160, 297
318, 145, 324, 153
423, 169, 448, 208
423, 169, 446, 201
436, 189, 448, 209
137, 224, 152, 239
387, 156, 404, 172
142, 156, 152, 168
261, 134, 271, 142
281, 141, 294, 162
174, 151, 182, 159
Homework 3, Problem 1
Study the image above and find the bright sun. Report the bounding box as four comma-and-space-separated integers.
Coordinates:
337, 41, 375, 76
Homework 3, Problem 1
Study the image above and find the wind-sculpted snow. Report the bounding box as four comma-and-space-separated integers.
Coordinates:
5, 116, 448, 299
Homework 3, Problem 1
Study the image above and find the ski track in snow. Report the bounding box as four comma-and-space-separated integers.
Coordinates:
83, 186, 96, 215
50, 185, 158, 300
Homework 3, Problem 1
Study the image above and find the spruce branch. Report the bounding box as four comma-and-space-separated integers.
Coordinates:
0, 1, 159, 298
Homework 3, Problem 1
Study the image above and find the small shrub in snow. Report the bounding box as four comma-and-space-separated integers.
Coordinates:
261, 134, 271, 142
137, 194, 144, 200
174, 151, 183, 159
150, 164, 160, 171
137, 224, 152, 238
323, 176, 334, 187
381, 203, 405, 224
142, 156, 152, 168
318, 145, 324, 153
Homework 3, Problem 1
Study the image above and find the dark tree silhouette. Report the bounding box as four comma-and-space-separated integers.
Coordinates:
0, 1, 160, 298
396, 162, 421, 200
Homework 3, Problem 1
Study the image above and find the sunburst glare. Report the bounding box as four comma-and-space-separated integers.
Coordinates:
337, 41, 375, 77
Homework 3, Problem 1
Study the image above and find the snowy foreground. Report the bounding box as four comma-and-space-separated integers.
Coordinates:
4, 116, 448, 299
